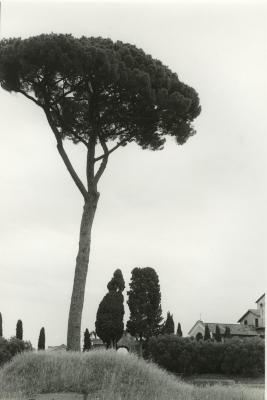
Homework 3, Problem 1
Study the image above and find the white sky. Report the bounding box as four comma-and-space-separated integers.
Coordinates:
0, 0, 266, 348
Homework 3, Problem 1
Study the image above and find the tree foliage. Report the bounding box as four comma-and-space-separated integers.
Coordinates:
162, 312, 175, 334
214, 324, 222, 342
38, 327, 45, 350
83, 328, 92, 351
16, 320, 23, 340
204, 324, 211, 341
0, 34, 201, 153
0, 337, 32, 367
127, 267, 163, 343
224, 326, 231, 338
177, 322, 183, 337
0, 313, 2, 337
95, 269, 125, 348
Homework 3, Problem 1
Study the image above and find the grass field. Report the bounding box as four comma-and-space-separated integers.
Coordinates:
0, 350, 264, 400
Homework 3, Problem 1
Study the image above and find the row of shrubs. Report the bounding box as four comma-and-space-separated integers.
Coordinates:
0, 337, 32, 367
147, 335, 264, 377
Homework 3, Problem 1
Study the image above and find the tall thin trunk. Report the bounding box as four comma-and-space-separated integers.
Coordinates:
67, 193, 99, 351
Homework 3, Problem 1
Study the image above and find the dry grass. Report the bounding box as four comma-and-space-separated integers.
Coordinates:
0, 350, 264, 400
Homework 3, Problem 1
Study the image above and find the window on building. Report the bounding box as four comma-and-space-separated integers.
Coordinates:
260, 303, 263, 308
244, 320, 247, 325
255, 318, 258, 327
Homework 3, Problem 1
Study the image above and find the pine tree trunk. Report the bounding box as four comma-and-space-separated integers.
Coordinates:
67, 193, 99, 351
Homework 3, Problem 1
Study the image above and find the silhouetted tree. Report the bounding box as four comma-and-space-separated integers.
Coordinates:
16, 320, 23, 340
214, 324, 222, 342
0, 313, 2, 337
95, 269, 125, 348
127, 267, 163, 356
204, 324, 211, 341
83, 328, 92, 351
38, 327, 45, 350
162, 312, 175, 334
177, 322, 183, 337
224, 326, 231, 339
0, 35, 200, 350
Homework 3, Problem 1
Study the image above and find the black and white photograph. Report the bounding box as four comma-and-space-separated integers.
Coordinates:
0, 0, 266, 399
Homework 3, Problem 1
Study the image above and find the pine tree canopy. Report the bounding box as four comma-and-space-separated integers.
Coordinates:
0, 34, 201, 152
38, 327, 45, 350
16, 320, 23, 340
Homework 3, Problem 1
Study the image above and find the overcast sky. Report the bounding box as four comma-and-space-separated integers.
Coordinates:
0, 0, 266, 348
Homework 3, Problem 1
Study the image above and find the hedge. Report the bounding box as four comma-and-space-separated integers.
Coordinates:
147, 335, 264, 376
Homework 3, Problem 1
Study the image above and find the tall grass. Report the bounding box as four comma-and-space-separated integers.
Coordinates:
0, 350, 264, 400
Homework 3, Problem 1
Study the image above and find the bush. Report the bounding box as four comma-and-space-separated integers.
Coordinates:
0, 337, 32, 367
147, 335, 264, 376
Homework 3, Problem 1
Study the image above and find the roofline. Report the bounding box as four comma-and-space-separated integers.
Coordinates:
255, 294, 265, 303
188, 320, 204, 335
237, 309, 260, 323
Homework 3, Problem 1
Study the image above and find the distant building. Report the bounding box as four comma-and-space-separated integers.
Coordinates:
188, 294, 265, 340
47, 344, 67, 352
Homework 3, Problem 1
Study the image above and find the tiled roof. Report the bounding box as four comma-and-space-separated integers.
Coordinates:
205, 322, 258, 336
237, 309, 260, 323
255, 294, 265, 303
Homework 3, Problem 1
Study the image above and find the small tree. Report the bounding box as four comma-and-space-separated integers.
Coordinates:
83, 328, 92, 351
204, 324, 211, 341
214, 324, 222, 342
38, 327, 45, 350
127, 267, 163, 356
16, 320, 23, 340
0, 313, 2, 337
95, 269, 125, 348
224, 326, 231, 339
0, 35, 200, 350
177, 322, 183, 337
162, 312, 175, 334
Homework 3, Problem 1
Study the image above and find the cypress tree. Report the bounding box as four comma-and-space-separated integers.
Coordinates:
38, 327, 45, 350
95, 269, 125, 348
16, 319, 23, 340
224, 326, 231, 339
83, 328, 92, 351
214, 324, 222, 342
177, 322, 183, 337
162, 312, 175, 334
0, 312, 2, 337
127, 267, 163, 356
204, 324, 211, 341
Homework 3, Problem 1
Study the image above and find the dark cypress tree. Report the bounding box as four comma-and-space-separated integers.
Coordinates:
177, 322, 183, 337
224, 326, 231, 339
95, 269, 125, 348
162, 312, 175, 334
16, 319, 23, 340
204, 324, 211, 341
127, 267, 163, 356
0, 312, 2, 337
38, 327, 45, 350
214, 324, 222, 342
83, 328, 92, 351
0, 35, 200, 351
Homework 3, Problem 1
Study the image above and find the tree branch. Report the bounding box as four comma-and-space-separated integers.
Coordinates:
94, 137, 130, 162
43, 106, 88, 199
18, 90, 42, 107
94, 134, 109, 184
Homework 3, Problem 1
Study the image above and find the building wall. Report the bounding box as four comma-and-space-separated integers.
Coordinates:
188, 321, 205, 338
240, 312, 259, 327
256, 295, 265, 328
